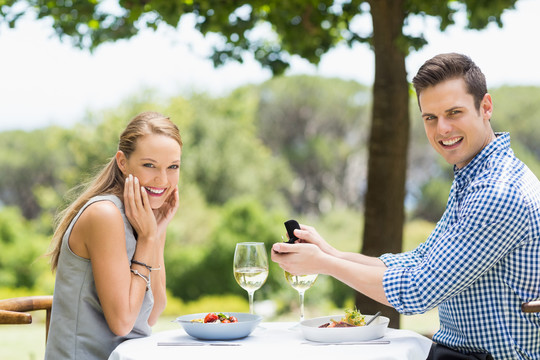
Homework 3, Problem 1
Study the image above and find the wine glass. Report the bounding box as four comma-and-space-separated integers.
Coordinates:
233, 242, 269, 314
280, 234, 318, 323
284, 271, 318, 323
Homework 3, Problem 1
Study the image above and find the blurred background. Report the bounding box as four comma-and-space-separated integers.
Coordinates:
1, 0, 539, 359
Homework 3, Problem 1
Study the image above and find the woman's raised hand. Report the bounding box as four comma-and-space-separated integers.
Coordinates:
153, 185, 179, 239
123, 174, 157, 242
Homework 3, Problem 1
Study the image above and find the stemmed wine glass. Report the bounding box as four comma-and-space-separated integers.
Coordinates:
233, 242, 269, 314
280, 234, 318, 323
284, 271, 318, 323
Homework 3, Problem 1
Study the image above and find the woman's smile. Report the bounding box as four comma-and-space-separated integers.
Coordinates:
144, 186, 166, 196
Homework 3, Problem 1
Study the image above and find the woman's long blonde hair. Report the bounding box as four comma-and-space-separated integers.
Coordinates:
48, 111, 182, 271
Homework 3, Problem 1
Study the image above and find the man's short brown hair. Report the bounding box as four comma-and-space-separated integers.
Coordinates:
412, 53, 487, 110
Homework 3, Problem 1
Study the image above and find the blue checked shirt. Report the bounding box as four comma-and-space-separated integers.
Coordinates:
380, 133, 540, 359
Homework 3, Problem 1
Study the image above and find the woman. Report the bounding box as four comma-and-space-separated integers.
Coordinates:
45, 111, 182, 359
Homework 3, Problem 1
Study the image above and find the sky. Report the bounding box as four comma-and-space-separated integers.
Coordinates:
1, 0, 539, 131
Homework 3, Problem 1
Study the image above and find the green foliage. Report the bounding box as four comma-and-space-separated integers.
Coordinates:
313, 208, 364, 253
0, 207, 50, 289
289, 209, 364, 308
166, 196, 286, 301
491, 86, 540, 160
1, 1, 519, 74
510, 142, 540, 179
2, 2, 524, 325
180, 90, 292, 208
162, 292, 249, 316
255, 75, 371, 214
0, 78, 538, 316
413, 176, 452, 222
0, 128, 74, 219
403, 219, 436, 252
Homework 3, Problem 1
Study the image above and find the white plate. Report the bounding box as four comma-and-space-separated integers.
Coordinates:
173, 312, 262, 340
300, 314, 389, 343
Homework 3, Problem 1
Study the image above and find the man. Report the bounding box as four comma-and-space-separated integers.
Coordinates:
271, 53, 540, 359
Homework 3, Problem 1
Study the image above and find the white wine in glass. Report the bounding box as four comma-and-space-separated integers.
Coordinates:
285, 271, 318, 322
234, 267, 268, 293
233, 242, 269, 314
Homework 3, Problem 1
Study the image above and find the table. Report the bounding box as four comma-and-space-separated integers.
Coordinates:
109, 322, 432, 360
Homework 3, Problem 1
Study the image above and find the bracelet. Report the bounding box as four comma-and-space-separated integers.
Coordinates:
130, 268, 151, 291
131, 259, 161, 272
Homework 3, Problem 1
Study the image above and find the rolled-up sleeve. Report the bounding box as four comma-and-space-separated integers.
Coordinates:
381, 182, 528, 315
379, 240, 429, 268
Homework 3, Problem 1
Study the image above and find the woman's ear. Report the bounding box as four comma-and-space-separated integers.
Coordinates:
115, 151, 128, 174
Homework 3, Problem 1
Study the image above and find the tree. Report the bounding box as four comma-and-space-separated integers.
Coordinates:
0, 128, 74, 219
255, 75, 371, 214
181, 90, 293, 208
1, 0, 520, 326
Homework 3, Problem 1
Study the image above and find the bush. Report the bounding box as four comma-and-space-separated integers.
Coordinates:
166, 196, 287, 301
0, 207, 50, 289
163, 291, 248, 316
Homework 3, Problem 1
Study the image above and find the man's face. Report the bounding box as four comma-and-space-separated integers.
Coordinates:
419, 78, 494, 169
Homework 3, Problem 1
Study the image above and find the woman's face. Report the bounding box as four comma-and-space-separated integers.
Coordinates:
118, 133, 181, 209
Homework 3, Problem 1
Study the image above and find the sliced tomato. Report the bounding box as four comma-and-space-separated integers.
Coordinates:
204, 313, 219, 323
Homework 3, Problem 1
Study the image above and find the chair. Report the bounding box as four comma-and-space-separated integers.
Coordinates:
522, 300, 540, 313
0, 295, 53, 343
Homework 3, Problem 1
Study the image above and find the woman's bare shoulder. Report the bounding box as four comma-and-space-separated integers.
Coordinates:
81, 199, 123, 225
71, 199, 125, 254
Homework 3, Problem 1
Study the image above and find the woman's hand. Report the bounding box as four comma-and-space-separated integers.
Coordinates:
153, 185, 179, 240
123, 174, 157, 242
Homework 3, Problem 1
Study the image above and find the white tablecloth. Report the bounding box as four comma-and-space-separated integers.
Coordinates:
109, 322, 432, 360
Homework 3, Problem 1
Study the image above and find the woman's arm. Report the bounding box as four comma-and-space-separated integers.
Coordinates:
147, 185, 179, 325
147, 231, 167, 326
72, 175, 173, 335
71, 200, 154, 336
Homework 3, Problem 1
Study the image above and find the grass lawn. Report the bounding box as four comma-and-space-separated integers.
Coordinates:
1, 322, 47, 360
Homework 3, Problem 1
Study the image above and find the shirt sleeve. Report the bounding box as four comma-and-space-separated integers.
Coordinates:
379, 241, 428, 268
380, 195, 455, 268
383, 181, 529, 315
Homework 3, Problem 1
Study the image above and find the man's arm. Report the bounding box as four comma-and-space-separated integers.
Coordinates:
272, 242, 390, 306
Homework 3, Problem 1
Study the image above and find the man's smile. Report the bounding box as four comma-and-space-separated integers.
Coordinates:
439, 136, 463, 148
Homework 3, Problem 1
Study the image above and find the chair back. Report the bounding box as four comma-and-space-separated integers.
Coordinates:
522, 300, 540, 313
0, 295, 53, 343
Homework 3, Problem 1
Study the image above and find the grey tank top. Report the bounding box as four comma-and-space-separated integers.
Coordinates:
45, 195, 154, 360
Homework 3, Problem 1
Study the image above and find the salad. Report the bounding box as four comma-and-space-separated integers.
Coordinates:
319, 308, 366, 328
191, 312, 239, 323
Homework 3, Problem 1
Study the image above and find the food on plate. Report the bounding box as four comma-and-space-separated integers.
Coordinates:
318, 308, 366, 328
191, 312, 239, 323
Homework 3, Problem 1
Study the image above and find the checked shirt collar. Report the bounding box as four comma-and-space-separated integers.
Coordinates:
452, 132, 510, 192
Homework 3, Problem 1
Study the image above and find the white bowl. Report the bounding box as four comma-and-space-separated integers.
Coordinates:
174, 312, 262, 340
300, 314, 389, 343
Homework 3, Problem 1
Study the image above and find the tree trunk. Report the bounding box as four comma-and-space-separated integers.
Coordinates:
356, 0, 409, 329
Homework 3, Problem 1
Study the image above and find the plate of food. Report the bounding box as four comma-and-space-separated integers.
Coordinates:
173, 312, 262, 340
300, 309, 389, 343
